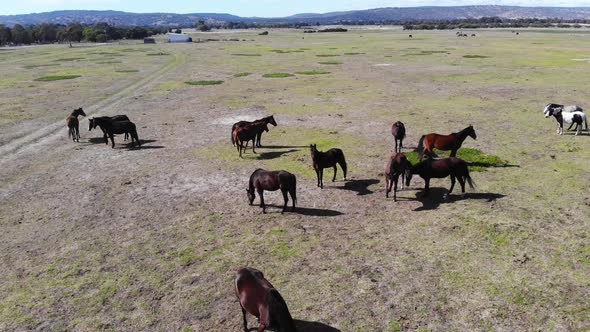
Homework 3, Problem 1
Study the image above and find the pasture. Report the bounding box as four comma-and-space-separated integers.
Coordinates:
0, 28, 589, 331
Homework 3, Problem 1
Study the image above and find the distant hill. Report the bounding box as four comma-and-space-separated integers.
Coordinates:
2, 6, 590, 27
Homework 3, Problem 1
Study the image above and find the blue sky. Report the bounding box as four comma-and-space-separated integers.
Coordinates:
2, 0, 590, 16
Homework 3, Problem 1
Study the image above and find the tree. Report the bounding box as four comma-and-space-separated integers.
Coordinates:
33, 23, 58, 43
60, 22, 84, 42
11, 24, 32, 44
196, 20, 210, 32
0, 25, 11, 46
83, 27, 100, 42
125, 27, 148, 39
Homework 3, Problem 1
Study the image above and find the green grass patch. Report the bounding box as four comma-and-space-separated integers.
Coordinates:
319, 61, 342, 65
344, 52, 365, 55
96, 61, 122, 64
232, 53, 261, 56
53, 57, 85, 62
115, 69, 139, 73
184, 80, 224, 86
22, 64, 60, 69
295, 70, 331, 75
33, 75, 81, 82
262, 73, 294, 78
463, 55, 490, 59
316, 54, 340, 57
146, 53, 169, 56
234, 72, 252, 77
269, 49, 304, 53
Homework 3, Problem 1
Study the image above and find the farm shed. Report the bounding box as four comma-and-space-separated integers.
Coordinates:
167, 33, 192, 43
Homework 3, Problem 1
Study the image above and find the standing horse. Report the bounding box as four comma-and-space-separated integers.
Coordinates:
235, 267, 297, 332
406, 157, 474, 197
417, 125, 476, 161
89, 115, 130, 141
91, 117, 140, 148
231, 115, 277, 147
233, 122, 269, 157
310, 144, 347, 189
385, 153, 410, 201
66, 108, 86, 142
543, 103, 587, 135
247, 169, 296, 214
391, 121, 406, 153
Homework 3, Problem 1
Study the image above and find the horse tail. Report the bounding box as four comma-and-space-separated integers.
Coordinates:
464, 169, 476, 190
132, 126, 140, 147
231, 124, 237, 145
417, 135, 425, 159
267, 289, 297, 332
291, 175, 297, 207
585, 114, 588, 131
338, 150, 347, 180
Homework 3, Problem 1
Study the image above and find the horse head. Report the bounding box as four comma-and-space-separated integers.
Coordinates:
468, 125, 477, 140
74, 107, 86, 117
544, 103, 562, 117
268, 115, 277, 127
246, 188, 255, 205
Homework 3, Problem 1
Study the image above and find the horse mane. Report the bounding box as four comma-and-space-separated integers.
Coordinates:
453, 125, 472, 136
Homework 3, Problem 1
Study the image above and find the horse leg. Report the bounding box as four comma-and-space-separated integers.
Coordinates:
400, 138, 403, 152
251, 139, 256, 154
567, 122, 574, 131
458, 176, 466, 195
241, 307, 249, 332
75, 125, 80, 142
423, 178, 430, 196
281, 189, 288, 214
385, 176, 390, 198
332, 165, 337, 182
450, 149, 457, 157
394, 139, 398, 153
258, 189, 266, 213
257, 323, 267, 332
448, 174, 456, 197
320, 169, 324, 188
290, 188, 296, 212
109, 133, 116, 148
393, 174, 399, 202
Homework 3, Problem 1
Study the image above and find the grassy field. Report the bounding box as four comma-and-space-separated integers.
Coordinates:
0, 28, 589, 331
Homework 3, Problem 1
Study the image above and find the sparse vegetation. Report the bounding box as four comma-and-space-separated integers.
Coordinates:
295, 70, 331, 75
262, 72, 294, 78
33, 75, 81, 81
184, 80, 224, 85
233, 72, 252, 77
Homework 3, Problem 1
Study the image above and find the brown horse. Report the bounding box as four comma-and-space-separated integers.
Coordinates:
231, 115, 277, 147
233, 122, 269, 157
235, 267, 297, 332
406, 157, 474, 197
417, 125, 476, 161
391, 121, 406, 153
66, 107, 86, 142
310, 144, 347, 189
247, 169, 296, 214
385, 152, 410, 201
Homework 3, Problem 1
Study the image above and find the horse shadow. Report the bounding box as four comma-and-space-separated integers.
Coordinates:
261, 145, 307, 149
255, 149, 298, 160
469, 162, 520, 169
247, 320, 340, 332
122, 139, 165, 150
87, 136, 109, 144
336, 179, 380, 196
413, 187, 505, 211
265, 204, 343, 217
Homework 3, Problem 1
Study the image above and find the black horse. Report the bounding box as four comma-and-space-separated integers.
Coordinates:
391, 121, 406, 153
91, 117, 140, 148
247, 169, 296, 214
406, 157, 474, 198
89, 115, 130, 141
66, 108, 86, 142
310, 144, 347, 189
232, 115, 277, 148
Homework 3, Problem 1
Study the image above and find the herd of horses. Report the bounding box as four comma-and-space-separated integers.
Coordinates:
65, 107, 141, 148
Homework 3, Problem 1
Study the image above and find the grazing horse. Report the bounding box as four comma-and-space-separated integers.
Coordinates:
235, 267, 297, 332
89, 115, 130, 141
66, 108, 86, 142
233, 122, 269, 157
247, 169, 296, 214
385, 152, 410, 201
91, 117, 140, 148
406, 157, 474, 197
310, 144, 347, 189
543, 103, 587, 135
417, 125, 476, 161
391, 121, 406, 153
231, 115, 277, 147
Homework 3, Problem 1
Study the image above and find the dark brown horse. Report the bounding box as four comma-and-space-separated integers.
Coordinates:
310, 144, 347, 189
232, 115, 277, 147
406, 157, 474, 197
233, 122, 269, 157
91, 117, 140, 148
385, 152, 410, 201
417, 125, 476, 161
247, 169, 296, 214
235, 267, 297, 332
66, 108, 86, 142
89, 115, 130, 141
391, 121, 406, 153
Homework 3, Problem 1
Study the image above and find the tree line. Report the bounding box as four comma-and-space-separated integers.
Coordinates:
0, 22, 172, 46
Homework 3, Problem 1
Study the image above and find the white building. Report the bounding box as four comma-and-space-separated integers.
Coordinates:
167, 33, 192, 43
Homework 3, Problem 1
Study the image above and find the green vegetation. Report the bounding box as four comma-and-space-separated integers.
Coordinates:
319, 61, 342, 65
33, 75, 81, 82
22, 64, 60, 69
233, 72, 252, 77
231, 53, 261, 56
184, 80, 224, 86
53, 57, 85, 62
115, 69, 139, 73
404, 148, 507, 172
316, 54, 340, 57
295, 70, 331, 75
262, 72, 294, 78
463, 55, 490, 58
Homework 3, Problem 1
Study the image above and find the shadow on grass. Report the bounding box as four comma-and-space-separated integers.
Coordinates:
255, 149, 298, 160
260, 145, 307, 149
335, 179, 380, 196
264, 204, 343, 216
121, 139, 164, 150
412, 187, 505, 211
247, 320, 339, 331
469, 162, 520, 168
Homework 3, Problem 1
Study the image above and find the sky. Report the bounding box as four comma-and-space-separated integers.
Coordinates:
2, 0, 590, 16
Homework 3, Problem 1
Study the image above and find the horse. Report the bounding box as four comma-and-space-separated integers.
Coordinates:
231, 115, 277, 148
406, 157, 475, 198
417, 125, 476, 161
385, 152, 410, 201
66, 108, 86, 142
235, 267, 297, 332
89, 115, 130, 141
310, 144, 347, 189
91, 117, 140, 148
247, 169, 296, 214
543, 103, 587, 135
391, 121, 406, 153
233, 122, 269, 158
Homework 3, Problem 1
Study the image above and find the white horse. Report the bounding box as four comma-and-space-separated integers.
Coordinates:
543, 103, 588, 135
